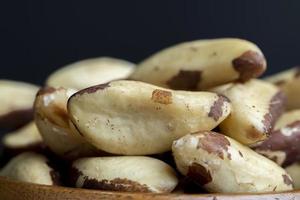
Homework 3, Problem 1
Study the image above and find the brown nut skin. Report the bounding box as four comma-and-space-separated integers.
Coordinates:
46, 57, 135, 90
69, 156, 178, 193
67, 80, 231, 155
0, 152, 60, 185
0, 80, 39, 129
172, 131, 293, 193
232, 50, 266, 82
253, 110, 300, 166
211, 79, 286, 145
34, 87, 98, 160
130, 38, 266, 90
266, 66, 300, 110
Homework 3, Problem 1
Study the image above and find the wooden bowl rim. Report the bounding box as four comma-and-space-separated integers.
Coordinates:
1, 176, 300, 199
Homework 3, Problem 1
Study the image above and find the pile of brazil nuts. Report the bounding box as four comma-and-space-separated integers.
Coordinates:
1, 38, 300, 194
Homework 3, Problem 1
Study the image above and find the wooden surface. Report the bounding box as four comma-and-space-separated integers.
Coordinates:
0, 176, 299, 200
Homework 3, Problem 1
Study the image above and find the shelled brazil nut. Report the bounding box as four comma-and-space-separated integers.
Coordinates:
70, 156, 178, 193
172, 132, 293, 193
2, 122, 43, 156
253, 109, 300, 166
0, 80, 39, 129
130, 38, 266, 90
265, 66, 300, 110
46, 57, 135, 90
0, 152, 60, 185
67, 80, 231, 155
211, 79, 286, 145
34, 87, 98, 159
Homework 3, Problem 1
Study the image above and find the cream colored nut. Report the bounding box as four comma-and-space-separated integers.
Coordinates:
172, 132, 293, 193
2, 121, 43, 152
265, 66, 300, 110
285, 162, 300, 189
34, 87, 97, 159
67, 80, 231, 155
0, 80, 39, 129
211, 79, 286, 145
0, 152, 59, 185
70, 156, 178, 193
253, 109, 300, 166
130, 38, 266, 90
46, 57, 135, 90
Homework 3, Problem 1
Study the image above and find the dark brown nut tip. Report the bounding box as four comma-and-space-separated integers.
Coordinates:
232, 50, 266, 82
187, 163, 212, 186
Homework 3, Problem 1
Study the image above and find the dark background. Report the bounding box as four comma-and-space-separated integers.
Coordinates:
1, 0, 300, 85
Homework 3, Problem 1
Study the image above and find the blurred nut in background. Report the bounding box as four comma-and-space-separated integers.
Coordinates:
0, 152, 60, 185
130, 38, 266, 90
46, 57, 135, 90
2, 121, 43, 156
211, 79, 286, 145
0, 80, 39, 129
266, 66, 300, 110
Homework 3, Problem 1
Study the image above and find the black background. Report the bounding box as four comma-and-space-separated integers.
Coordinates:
1, 0, 300, 85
